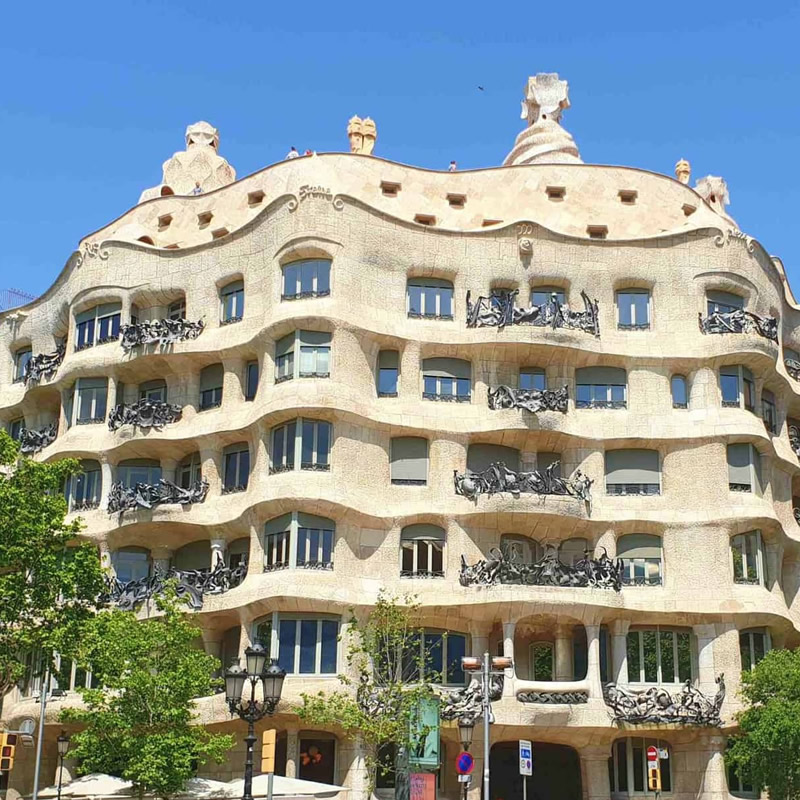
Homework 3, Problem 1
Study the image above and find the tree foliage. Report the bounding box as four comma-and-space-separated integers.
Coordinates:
61, 590, 234, 799
726, 647, 800, 800
295, 592, 441, 792
0, 430, 105, 694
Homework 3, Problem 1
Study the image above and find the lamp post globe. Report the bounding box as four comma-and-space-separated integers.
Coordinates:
457, 717, 474, 751
56, 732, 70, 758
262, 659, 286, 710
224, 661, 247, 706
244, 643, 269, 678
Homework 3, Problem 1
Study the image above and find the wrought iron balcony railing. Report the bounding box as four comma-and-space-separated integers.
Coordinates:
789, 424, 800, 458
423, 391, 470, 403
785, 358, 800, 381
120, 318, 205, 351
103, 555, 248, 611
488, 384, 568, 414
19, 422, 58, 454
281, 289, 330, 301
75, 416, 105, 425
108, 399, 183, 431
107, 478, 209, 514
466, 289, 600, 336
220, 315, 243, 326
606, 483, 660, 496
221, 484, 248, 495
603, 676, 725, 726
454, 461, 593, 503
459, 546, 622, 591
698, 308, 778, 341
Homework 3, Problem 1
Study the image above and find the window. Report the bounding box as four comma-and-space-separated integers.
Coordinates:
529, 642, 554, 680
407, 278, 454, 320
275, 331, 331, 381
576, 367, 627, 409
720, 366, 755, 411
178, 453, 202, 488
223, 444, 250, 493
199, 364, 223, 410
65, 460, 102, 511
500, 535, 543, 564
671, 375, 688, 409
519, 367, 546, 391
605, 449, 660, 496
618, 534, 662, 586
761, 389, 777, 434
168, 299, 186, 320
731, 531, 764, 585
245, 361, 259, 401
74, 378, 108, 425
8, 418, 23, 441
75, 303, 121, 350
421, 357, 471, 402
227, 539, 249, 570
377, 350, 399, 397
254, 614, 339, 675
728, 761, 755, 798
407, 631, 467, 685
263, 512, 335, 571
558, 537, 588, 566
298, 736, 336, 785
221, 280, 244, 324
112, 546, 150, 582
270, 419, 332, 473
282, 259, 331, 300
118, 459, 161, 488
739, 629, 769, 672
626, 629, 691, 683
13, 348, 32, 382
531, 286, 565, 308
707, 290, 744, 316
539, 450, 561, 476
609, 738, 672, 796
727, 444, 761, 494
391, 437, 428, 485
173, 540, 211, 572
139, 379, 166, 403
401, 524, 444, 577
617, 289, 650, 330
467, 444, 520, 474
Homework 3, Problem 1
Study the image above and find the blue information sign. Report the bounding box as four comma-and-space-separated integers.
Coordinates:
456, 751, 474, 775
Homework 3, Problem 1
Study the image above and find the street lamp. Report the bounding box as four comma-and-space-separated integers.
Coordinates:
457, 717, 474, 751
56, 731, 70, 800
225, 646, 286, 800
461, 653, 513, 800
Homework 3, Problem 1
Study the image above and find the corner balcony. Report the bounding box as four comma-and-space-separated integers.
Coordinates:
487, 384, 568, 414
23, 344, 65, 384
18, 422, 57, 454
698, 308, 778, 342
106, 478, 209, 514
119, 317, 205, 351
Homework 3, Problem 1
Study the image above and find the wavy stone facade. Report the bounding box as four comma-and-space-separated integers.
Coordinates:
2, 88, 800, 800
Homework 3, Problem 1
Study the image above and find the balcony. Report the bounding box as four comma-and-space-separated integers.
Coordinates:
785, 357, 800, 381
465, 289, 599, 336
108, 399, 183, 432
488, 385, 568, 414
107, 478, 209, 514
119, 318, 205, 351
516, 679, 590, 705
23, 344, 65, 384
698, 308, 778, 341
19, 422, 57, 454
453, 461, 592, 503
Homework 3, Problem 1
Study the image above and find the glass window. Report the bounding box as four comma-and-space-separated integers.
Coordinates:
739, 629, 769, 672
421, 357, 471, 402
8, 418, 23, 441
178, 453, 202, 489
199, 364, 224, 410
264, 513, 335, 571
605, 449, 660, 496
530, 642, 554, 681
391, 437, 428, 485
299, 338, 331, 378
731, 531, 763, 585
97, 311, 121, 343
378, 350, 399, 397
168, 299, 186, 320
402, 630, 467, 685
270, 420, 331, 472
112, 547, 150, 583
118, 460, 161, 488
707, 290, 744, 316
75, 317, 95, 350
14, 348, 32, 382
65, 460, 102, 511
245, 361, 259, 401
626, 629, 691, 683
727, 444, 760, 494
671, 375, 687, 409
302, 420, 331, 469
275, 332, 331, 381
468, 444, 521, 475
221, 281, 244, 324
275, 333, 295, 383
297, 525, 334, 569
720, 366, 755, 411
519, 368, 546, 391
500, 535, 543, 564
400, 524, 444, 577
531, 286, 566, 308
617, 289, 651, 330
761, 389, 777, 434
618, 534, 663, 586
270, 421, 297, 473
139, 379, 166, 403
282, 259, 331, 300
575, 367, 627, 409
75, 378, 108, 424
264, 529, 291, 571
407, 278, 454, 320
609, 738, 672, 796
223, 445, 250, 493
274, 616, 339, 674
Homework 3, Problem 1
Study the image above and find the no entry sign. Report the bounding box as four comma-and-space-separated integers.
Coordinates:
456, 751, 474, 775
646, 746, 659, 768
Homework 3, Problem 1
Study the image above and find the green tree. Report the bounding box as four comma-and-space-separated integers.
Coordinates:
295, 592, 441, 793
0, 430, 105, 694
726, 647, 800, 800
61, 590, 234, 799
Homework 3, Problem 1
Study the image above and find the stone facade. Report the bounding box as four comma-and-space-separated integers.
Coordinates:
2, 74, 799, 800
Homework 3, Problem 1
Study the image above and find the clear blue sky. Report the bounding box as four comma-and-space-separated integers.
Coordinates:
2, 1, 799, 298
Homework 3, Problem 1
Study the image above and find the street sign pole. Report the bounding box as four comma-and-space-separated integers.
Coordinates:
519, 739, 532, 800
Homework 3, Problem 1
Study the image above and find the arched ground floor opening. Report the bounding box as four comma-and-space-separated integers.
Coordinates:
489, 741, 581, 800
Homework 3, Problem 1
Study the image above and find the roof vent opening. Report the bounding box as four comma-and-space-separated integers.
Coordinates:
158, 214, 173, 231
247, 190, 265, 207
197, 211, 213, 228
414, 214, 436, 226
587, 225, 608, 240
618, 190, 638, 205
160, 186, 175, 197
546, 186, 566, 201
447, 193, 466, 209
381, 181, 401, 197
482, 219, 503, 227
137, 236, 155, 245
683, 203, 697, 217
211, 227, 230, 239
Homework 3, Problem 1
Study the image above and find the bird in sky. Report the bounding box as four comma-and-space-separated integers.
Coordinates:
478, 86, 485, 91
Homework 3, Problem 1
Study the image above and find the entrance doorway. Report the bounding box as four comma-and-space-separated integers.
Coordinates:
489, 742, 581, 800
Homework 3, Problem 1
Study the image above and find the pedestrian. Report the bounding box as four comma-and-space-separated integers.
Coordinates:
190, 181, 203, 195
286, 146, 300, 159
449, 160, 457, 172
304, 149, 313, 156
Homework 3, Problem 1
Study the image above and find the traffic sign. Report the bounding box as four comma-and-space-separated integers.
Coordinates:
456, 751, 474, 775
519, 740, 532, 776
646, 746, 659, 769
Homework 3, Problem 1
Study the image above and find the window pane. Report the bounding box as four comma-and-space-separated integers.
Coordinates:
283, 265, 298, 296
316, 263, 330, 294
642, 631, 658, 682
619, 295, 633, 326
316, 422, 330, 464
424, 633, 443, 682
721, 373, 740, 404
316, 348, 330, 374
302, 422, 314, 464
300, 264, 314, 294
456, 378, 471, 398
520, 371, 546, 391
299, 620, 318, 673
379, 368, 398, 394
576, 384, 591, 405
439, 289, 453, 317
610, 385, 626, 404
677, 632, 692, 681
447, 634, 466, 684
632, 741, 644, 792
739, 633, 751, 671
278, 620, 297, 672
408, 286, 423, 315
321, 529, 333, 564
672, 376, 687, 406
627, 633, 641, 681
320, 620, 338, 673
401, 541, 414, 573
632, 293, 649, 324
431, 541, 443, 573
616, 741, 628, 792
753, 633, 765, 664
423, 375, 437, 395
659, 631, 675, 683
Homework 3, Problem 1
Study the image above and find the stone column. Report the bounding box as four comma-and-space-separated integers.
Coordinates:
585, 624, 604, 700
471, 630, 490, 661
399, 340, 421, 401
764, 540, 784, 597
106, 374, 118, 413
99, 456, 113, 509
594, 528, 616, 559
59, 387, 72, 430
98, 541, 112, 573
210, 538, 226, 570
693, 624, 717, 695
555, 624, 574, 681
201, 447, 223, 495
698, 734, 728, 800
183, 370, 201, 416
581, 745, 611, 800
502, 621, 516, 697
151, 547, 173, 575
341, 736, 370, 800
285, 727, 300, 778
610, 620, 630, 685
222, 357, 245, 408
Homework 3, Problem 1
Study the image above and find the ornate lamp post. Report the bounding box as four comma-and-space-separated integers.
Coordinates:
457, 717, 475, 800
56, 731, 70, 800
225, 645, 286, 800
